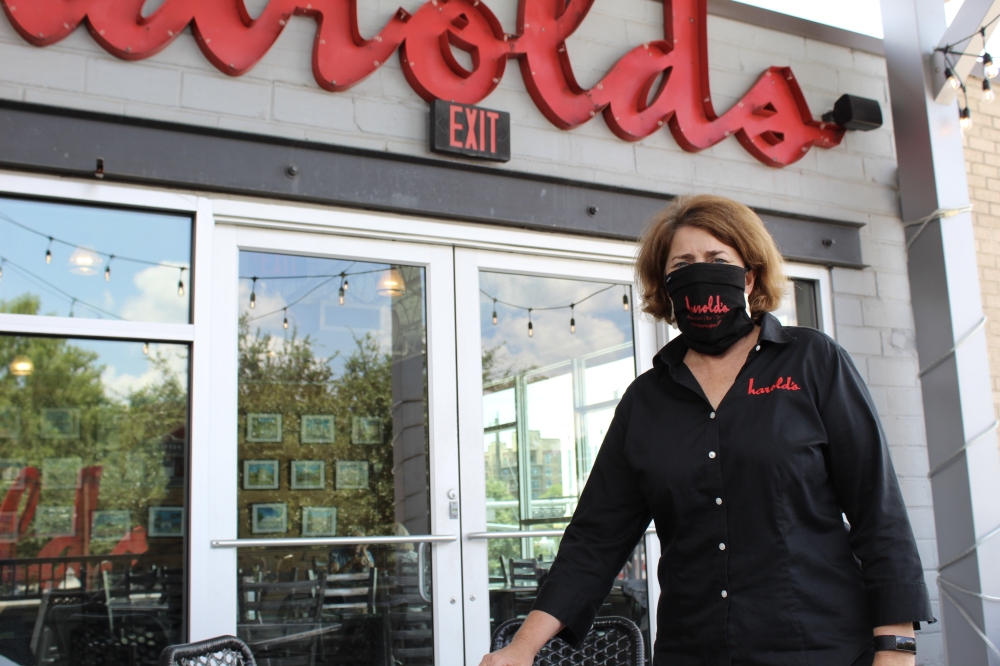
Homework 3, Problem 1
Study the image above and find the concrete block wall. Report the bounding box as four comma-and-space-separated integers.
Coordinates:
961, 90, 1000, 433
0, 1, 941, 661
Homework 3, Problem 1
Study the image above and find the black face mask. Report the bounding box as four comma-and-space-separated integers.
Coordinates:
664, 263, 754, 356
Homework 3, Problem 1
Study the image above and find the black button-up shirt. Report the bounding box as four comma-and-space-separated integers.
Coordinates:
534, 313, 933, 666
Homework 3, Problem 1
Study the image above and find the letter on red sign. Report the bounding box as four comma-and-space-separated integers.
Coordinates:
465, 108, 479, 150
486, 111, 500, 153
450, 105, 464, 148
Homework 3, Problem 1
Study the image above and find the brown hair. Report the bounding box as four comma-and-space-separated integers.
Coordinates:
635, 194, 788, 323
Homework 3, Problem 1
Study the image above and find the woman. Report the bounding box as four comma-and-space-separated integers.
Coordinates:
480, 195, 933, 666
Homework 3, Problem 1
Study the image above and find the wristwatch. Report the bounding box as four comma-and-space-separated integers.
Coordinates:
874, 635, 917, 654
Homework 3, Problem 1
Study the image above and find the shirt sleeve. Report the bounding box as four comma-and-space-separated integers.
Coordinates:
819, 343, 935, 627
531, 389, 652, 646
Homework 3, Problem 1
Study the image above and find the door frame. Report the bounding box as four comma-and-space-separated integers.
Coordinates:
191, 222, 464, 664
454, 248, 661, 663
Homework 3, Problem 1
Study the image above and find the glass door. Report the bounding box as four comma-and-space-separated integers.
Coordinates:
196, 225, 462, 666
455, 249, 661, 663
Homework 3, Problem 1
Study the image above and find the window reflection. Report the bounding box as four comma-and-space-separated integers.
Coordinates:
236, 252, 433, 666
0, 326, 188, 666
0, 196, 192, 324
479, 272, 646, 651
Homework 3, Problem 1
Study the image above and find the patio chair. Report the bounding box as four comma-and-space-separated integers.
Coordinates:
159, 635, 257, 666
491, 616, 645, 666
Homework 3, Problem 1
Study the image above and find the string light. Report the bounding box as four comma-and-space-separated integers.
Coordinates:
45, 237, 52, 264
339, 284, 345, 306
528, 308, 534, 337
983, 29, 999, 78
178, 268, 186, 297
342, 275, 349, 292
105, 255, 113, 282
250, 277, 257, 308
492, 298, 498, 325
984, 77, 995, 102
283, 308, 289, 329
623, 288, 630, 312
946, 67, 961, 90
481, 283, 625, 338
143, 342, 149, 355
961, 105, 973, 131
570, 304, 576, 334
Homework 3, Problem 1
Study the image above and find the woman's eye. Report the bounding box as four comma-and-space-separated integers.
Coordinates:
713, 258, 729, 264
674, 261, 689, 268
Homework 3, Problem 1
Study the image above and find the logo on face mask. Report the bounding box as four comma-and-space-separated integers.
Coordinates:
748, 376, 801, 395
684, 295, 730, 315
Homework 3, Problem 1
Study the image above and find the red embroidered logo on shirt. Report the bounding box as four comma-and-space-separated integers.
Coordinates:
684, 295, 730, 314
748, 376, 801, 395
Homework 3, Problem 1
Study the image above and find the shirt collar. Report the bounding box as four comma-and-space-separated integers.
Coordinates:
656, 312, 793, 368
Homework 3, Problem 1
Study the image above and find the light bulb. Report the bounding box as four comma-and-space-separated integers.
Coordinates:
45, 249, 52, 264
984, 78, 995, 102
528, 320, 534, 337
143, 342, 149, 355
492, 310, 498, 325
250, 291, 256, 308
178, 278, 185, 297
946, 67, 960, 90
376, 268, 406, 297
343, 278, 349, 292
9, 355, 34, 377
283, 310, 289, 329
985, 52, 999, 79
960, 106, 973, 131
623, 293, 630, 311
570, 317, 576, 334
339, 287, 345, 305
104, 265, 111, 282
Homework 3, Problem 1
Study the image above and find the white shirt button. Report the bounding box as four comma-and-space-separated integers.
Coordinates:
715, 498, 722, 505
708, 451, 716, 459
719, 543, 726, 550
709, 411, 716, 419
721, 590, 728, 598
755, 345, 760, 351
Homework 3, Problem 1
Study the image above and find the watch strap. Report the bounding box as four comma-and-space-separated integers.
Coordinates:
874, 635, 917, 653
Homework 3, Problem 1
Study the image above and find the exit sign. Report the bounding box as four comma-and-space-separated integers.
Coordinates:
430, 100, 511, 162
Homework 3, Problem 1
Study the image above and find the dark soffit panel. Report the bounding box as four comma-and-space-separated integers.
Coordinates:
0, 100, 865, 268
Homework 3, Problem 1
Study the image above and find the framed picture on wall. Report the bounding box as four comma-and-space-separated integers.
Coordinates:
40, 409, 81, 440
302, 507, 337, 537
148, 507, 184, 537
300, 415, 335, 444
290, 461, 325, 490
243, 460, 280, 490
0, 461, 25, 490
0, 408, 20, 439
351, 417, 382, 445
335, 461, 369, 490
252, 503, 287, 534
91, 510, 130, 540
246, 414, 283, 442
35, 506, 75, 537
42, 457, 81, 490
0, 512, 17, 542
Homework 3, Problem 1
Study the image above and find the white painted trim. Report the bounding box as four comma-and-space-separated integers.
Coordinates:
0, 313, 193, 342
0, 170, 199, 212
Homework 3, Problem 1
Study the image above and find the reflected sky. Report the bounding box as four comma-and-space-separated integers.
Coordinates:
0, 196, 191, 324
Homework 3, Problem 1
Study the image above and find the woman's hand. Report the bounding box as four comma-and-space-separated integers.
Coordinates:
478, 610, 565, 666
478, 641, 537, 666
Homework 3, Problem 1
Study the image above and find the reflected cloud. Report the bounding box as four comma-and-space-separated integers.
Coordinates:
120, 266, 190, 323
101, 345, 189, 401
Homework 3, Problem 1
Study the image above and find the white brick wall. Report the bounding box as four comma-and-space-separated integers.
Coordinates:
0, 1, 942, 661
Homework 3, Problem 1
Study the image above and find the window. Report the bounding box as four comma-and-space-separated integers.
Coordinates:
0, 196, 193, 666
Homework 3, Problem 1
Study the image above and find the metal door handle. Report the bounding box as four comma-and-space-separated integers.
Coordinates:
417, 542, 431, 603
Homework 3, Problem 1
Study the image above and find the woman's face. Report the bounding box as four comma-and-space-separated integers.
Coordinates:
665, 226, 755, 295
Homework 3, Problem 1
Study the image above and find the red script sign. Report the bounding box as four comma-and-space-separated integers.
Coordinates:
1, 0, 845, 166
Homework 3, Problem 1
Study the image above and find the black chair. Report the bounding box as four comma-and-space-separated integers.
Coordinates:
491, 616, 645, 666
159, 635, 257, 666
